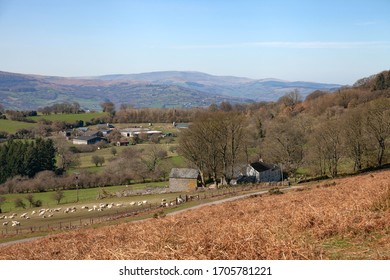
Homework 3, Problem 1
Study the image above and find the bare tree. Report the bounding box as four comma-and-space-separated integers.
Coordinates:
52, 190, 65, 205
341, 108, 368, 171
365, 98, 390, 167
178, 112, 248, 186
0, 196, 6, 213
54, 136, 81, 171
263, 116, 305, 177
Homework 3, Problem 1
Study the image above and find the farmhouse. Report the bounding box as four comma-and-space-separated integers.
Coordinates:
72, 136, 105, 145
243, 161, 283, 182
169, 168, 200, 192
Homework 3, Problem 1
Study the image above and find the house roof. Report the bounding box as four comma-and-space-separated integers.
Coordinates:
73, 136, 100, 141
250, 161, 280, 172
169, 168, 199, 179
121, 128, 150, 133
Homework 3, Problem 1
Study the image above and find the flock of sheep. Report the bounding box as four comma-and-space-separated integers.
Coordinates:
1, 195, 190, 228
0, 200, 150, 227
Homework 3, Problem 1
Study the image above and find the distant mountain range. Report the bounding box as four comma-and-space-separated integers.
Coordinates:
0, 70, 342, 110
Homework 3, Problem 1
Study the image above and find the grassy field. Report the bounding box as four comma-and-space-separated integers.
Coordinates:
0, 181, 168, 213
28, 112, 107, 123
0, 119, 37, 134
1, 170, 389, 259
0, 112, 107, 134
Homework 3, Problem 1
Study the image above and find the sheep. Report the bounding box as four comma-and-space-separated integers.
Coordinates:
176, 196, 184, 204
20, 213, 28, 218
11, 221, 20, 226
142, 200, 148, 204
88, 208, 94, 212
31, 210, 36, 215
137, 201, 143, 206
0, 215, 5, 220
129, 202, 136, 206
25, 216, 30, 219
54, 208, 61, 212
8, 213, 17, 219
81, 206, 89, 210
160, 199, 169, 207
2, 221, 9, 226
48, 214, 54, 218
39, 211, 46, 216
115, 203, 123, 207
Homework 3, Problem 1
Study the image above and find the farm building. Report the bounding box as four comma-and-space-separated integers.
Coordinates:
120, 128, 150, 137
72, 136, 105, 145
169, 168, 201, 192
120, 128, 163, 139
242, 161, 283, 183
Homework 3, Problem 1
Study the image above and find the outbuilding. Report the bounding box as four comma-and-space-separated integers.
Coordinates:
72, 136, 105, 145
169, 168, 200, 192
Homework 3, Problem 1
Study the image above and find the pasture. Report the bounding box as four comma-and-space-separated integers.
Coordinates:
28, 112, 107, 123
0, 119, 36, 134
0, 182, 276, 242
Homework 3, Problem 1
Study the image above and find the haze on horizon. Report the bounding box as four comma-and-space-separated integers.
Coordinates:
0, 0, 389, 85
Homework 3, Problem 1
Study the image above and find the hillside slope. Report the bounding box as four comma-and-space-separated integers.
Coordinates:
0, 170, 389, 260
0, 71, 341, 110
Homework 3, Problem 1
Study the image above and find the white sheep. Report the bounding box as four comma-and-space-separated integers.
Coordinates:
142, 200, 148, 204
11, 221, 20, 226
8, 213, 17, 219
2, 221, 9, 226
31, 210, 36, 215
81, 206, 89, 210
115, 203, 123, 207
20, 213, 28, 218
0, 215, 5, 220
129, 202, 136, 206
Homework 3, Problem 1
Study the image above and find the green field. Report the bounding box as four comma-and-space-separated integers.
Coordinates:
0, 119, 37, 134
29, 112, 107, 123
0, 112, 108, 134
0, 181, 169, 213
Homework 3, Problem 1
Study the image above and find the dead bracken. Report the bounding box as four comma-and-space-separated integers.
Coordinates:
0, 171, 390, 260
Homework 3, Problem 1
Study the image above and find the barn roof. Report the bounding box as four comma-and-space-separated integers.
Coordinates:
169, 168, 199, 179
73, 135, 100, 141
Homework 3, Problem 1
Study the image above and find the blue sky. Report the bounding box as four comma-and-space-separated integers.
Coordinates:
0, 0, 389, 84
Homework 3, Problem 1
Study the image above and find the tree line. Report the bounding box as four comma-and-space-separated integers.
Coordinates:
0, 138, 56, 184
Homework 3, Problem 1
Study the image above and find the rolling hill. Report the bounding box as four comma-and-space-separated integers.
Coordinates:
0, 70, 342, 110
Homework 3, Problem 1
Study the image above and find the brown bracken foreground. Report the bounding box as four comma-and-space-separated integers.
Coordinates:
0, 171, 389, 260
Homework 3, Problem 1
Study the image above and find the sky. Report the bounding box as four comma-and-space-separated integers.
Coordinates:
0, 0, 389, 84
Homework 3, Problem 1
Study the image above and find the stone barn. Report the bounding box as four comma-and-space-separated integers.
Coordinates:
169, 168, 200, 192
